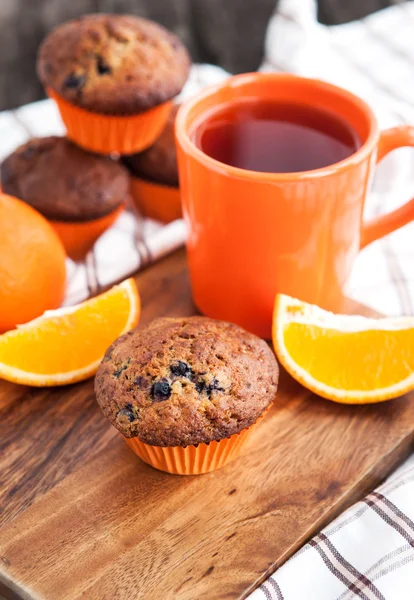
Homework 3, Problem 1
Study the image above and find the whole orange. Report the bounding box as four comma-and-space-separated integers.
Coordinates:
0, 194, 67, 332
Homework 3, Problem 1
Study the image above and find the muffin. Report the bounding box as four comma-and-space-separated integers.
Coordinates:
95, 316, 279, 474
37, 14, 191, 154
1, 136, 129, 260
124, 104, 179, 187
124, 104, 181, 222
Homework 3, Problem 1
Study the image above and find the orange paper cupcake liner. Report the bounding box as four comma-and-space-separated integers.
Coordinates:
124, 404, 272, 475
50, 203, 125, 261
48, 88, 172, 155
130, 176, 182, 223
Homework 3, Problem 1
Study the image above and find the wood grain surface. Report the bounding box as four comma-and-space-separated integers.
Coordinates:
0, 249, 413, 600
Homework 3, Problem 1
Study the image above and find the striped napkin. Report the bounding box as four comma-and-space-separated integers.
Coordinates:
249, 1, 414, 598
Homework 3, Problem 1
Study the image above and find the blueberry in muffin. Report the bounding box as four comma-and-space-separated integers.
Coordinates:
95, 316, 279, 447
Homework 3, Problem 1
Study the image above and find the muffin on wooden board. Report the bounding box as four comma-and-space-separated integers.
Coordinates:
37, 14, 191, 154
1, 136, 129, 260
124, 104, 181, 222
95, 316, 279, 474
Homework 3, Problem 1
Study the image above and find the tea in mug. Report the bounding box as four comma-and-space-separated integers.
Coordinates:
192, 99, 361, 173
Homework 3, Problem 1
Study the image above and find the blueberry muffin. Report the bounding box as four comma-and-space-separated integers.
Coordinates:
95, 316, 279, 447
37, 14, 191, 115
1, 136, 129, 221
123, 104, 179, 186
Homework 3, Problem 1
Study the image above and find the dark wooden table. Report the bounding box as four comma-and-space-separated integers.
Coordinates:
1, 249, 413, 600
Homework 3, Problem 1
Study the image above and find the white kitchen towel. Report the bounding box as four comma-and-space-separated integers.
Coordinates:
249, 2, 414, 599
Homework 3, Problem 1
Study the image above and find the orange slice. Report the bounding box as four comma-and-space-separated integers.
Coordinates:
272, 294, 414, 403
0, 278, 140, 387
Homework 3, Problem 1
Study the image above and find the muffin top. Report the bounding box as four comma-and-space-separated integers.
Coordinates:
37, 14, 191, 115
1, 136, 129, 221
123, 104, 179, 186
95, 316, 278, 447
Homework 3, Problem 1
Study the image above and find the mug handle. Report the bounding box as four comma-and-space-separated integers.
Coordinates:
360, 126, 414, 249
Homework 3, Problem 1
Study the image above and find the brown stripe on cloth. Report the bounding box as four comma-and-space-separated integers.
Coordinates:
380, 463, 414, 496
321, 534, 386, 600
367, 552, 414, 584
365, 494, 414, 547
268, 577, 284, 600
85, 249, 100, 297
259, 583, 274, 600
287, 463, 414, 563
309, 537, 383, 600
340, 545, 414, 600
371, 492, 414, 535
382, 241, 413, 315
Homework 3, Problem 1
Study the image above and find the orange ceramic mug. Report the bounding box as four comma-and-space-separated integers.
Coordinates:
175, 73, 414, 338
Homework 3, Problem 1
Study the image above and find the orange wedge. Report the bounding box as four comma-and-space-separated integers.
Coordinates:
272, 294, 414, 404
0, 278, 140, 387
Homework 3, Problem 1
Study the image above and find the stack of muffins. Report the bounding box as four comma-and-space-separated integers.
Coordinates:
1, 14, 190, 260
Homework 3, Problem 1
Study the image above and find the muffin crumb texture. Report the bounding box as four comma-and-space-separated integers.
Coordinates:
37, 14, 191, 114
1, 136, 129, 221
95, 316, 279, 447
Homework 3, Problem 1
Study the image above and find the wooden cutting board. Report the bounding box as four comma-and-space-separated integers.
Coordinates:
0, 249, 413, 600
